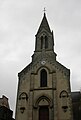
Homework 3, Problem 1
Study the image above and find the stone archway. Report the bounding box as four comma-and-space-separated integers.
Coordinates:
34, 95, 52, 108
33, 95, 53, 120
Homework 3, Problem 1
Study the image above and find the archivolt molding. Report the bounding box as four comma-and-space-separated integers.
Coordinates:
35, 66, 50, 75
33, 64, 55, 75
19, 92, 28, 100
59, 90, 68, 98
34, 94, 53, 108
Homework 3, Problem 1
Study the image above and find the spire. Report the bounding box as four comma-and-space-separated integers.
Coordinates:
36, 12, 51, 35
32, 12, 57, 62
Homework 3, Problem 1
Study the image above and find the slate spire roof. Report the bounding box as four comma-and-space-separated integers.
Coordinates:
37, 13, 51, 34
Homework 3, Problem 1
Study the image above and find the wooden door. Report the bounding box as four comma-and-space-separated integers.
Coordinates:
39, 106, 49, 120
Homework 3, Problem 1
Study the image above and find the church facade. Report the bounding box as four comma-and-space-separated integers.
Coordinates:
15, 13, 73, 120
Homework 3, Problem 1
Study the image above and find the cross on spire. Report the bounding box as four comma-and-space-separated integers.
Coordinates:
43, 7, 46, 13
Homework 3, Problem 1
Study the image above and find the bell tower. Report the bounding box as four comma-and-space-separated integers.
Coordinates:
15, 13, 73, 120
32, 13, 57, 65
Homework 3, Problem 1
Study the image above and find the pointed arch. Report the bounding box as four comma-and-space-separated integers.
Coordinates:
59, 90, 68, 98
34, 95, 52, 108
19, 92, 28, 100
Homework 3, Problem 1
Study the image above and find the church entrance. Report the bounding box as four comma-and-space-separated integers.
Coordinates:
39, 106, 49, 120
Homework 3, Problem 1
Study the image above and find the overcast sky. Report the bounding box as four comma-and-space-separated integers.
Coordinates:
0, 0, 81, 117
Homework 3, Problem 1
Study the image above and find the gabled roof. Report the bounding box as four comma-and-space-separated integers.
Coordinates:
36, 13, 51, 35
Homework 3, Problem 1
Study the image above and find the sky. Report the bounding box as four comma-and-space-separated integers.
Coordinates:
0, 0, 81, 117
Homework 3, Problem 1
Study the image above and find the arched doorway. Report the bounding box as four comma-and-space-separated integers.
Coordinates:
34, 95, 52, 120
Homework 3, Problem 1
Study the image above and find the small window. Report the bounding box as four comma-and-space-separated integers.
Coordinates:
45, 36, 48, 49
41, 36, 43, 49
40, 69, 47, 87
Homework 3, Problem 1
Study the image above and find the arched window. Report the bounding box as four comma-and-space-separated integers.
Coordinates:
45, 36, 48, 49
41, 36, 43, 49
40, 69, 47, 87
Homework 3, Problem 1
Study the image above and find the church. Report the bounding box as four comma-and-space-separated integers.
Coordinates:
15, 12, 73, 120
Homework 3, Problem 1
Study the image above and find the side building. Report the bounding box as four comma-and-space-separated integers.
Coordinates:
0, 95, 15, 120
71, 91, 81, 120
